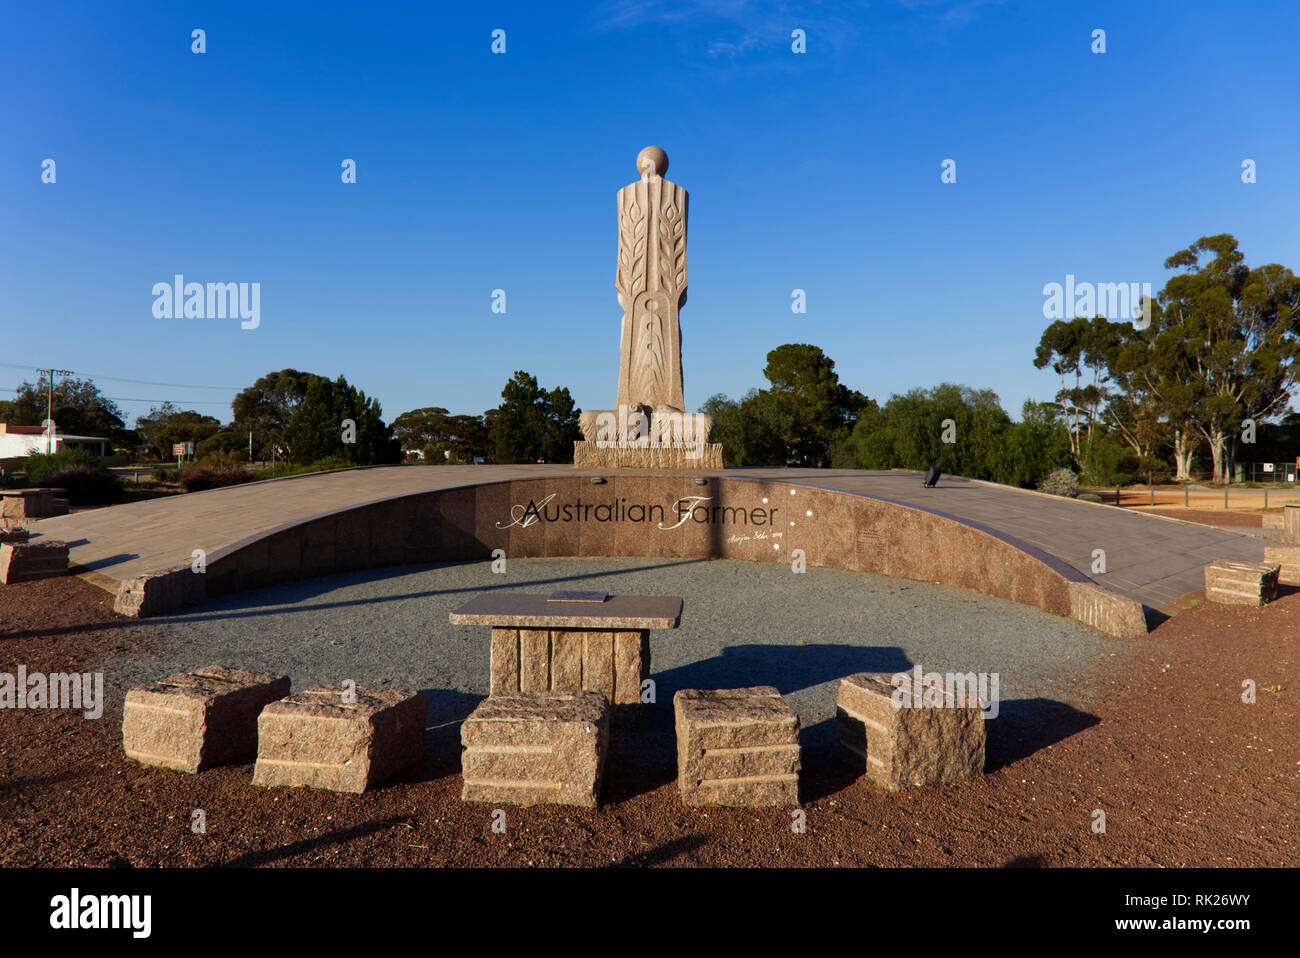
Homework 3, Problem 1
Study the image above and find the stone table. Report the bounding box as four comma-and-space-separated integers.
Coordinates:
449, 591, 682, 704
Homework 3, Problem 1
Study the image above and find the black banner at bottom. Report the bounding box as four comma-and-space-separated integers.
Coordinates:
0, 866, 1285, 944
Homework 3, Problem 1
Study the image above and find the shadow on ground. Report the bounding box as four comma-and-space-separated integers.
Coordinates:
346, 649, 1098, 805
984, 698, 1099, 772
653, 643, 912, 701
217, 816, 418, 867
607, 834, 707, 867
418, 688, 483, 765
604, 644, 915, 802
791, 696, 1099, 803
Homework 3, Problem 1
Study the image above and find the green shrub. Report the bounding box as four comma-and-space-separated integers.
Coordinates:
1037, 467, 1079, 497
1134, 455, 1172, 484
25, 449, 101, 485
305, 456, 354, 472
1077, 492, 1103, 503
42, 465, 125, 505
151, 464, 176, 483
196, 430, 251, 461
1078, 435, 1134, 486
179, 455, 256, 493
253, 457, 358, 481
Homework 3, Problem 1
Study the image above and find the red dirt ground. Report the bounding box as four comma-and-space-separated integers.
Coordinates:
0, 569, 1295, 868
1132, 508, 1265, 528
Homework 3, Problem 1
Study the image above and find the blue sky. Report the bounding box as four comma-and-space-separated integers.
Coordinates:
3, 0, 1298, 429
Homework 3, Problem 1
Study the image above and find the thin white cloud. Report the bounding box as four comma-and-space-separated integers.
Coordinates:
594, 1, 773, 31
707, 33, 764, 58
590, 0, 870, 59
895, 0, 1009, 27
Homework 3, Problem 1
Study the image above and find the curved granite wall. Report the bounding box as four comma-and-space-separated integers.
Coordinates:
112, 475, 1147, 638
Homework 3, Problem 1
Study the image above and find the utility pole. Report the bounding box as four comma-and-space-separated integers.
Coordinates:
35, 367, 73, 454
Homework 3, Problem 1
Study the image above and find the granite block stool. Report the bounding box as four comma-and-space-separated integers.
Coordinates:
460, 690, 610, 808
123, 665, 290, 772
252, 687, 427, 793
0, 540, 69, 584
835, 672, 985, 791
674, 687, 801, 807
1204, 560, 1281, 607
1264, 544, 1300, 585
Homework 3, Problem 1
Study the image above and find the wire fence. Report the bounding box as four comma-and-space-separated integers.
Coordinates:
1245, 462, 1300, 483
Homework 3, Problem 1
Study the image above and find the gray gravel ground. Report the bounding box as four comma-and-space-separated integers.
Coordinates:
109, 558, 1138, 764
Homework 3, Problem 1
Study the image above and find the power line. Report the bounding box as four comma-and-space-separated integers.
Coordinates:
75, 373, 237, 390
0, 387, 231, 406
0, 362, 239, 391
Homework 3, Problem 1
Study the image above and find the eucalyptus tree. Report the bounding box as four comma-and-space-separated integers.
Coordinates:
1149, 235, 1300, 483
1032, 316, 1113, 458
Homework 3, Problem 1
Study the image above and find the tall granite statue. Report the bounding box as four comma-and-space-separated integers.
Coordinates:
576, 146, 722, 469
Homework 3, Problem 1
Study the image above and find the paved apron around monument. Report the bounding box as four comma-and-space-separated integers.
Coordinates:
97, 558, 1139, 762
35, 466, 1267, 614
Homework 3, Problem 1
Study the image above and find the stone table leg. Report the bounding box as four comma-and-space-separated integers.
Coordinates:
489, 626, 652, 703
613, 630, 650, 704
490, 627, 519, 694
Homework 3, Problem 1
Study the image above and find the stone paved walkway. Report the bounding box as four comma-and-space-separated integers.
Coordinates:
739, 470, 1267, 610
31, 466, 1267, 612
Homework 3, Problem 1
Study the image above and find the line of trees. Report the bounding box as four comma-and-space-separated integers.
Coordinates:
391, 372, 582, 464
704, 344, 870, 467
0, 376, 139, 447
392, 407, 494, 462
702, 344, 1073, 487
200, 369, 400, 465
1033, 234, 1300, 484
831, 387, 1073, 487
12, 234, 1291, 489
1, 365, 584, 470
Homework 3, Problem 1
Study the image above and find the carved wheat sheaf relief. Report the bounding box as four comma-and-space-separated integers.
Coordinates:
659, 200, 686, 294
617, 192, 648, 304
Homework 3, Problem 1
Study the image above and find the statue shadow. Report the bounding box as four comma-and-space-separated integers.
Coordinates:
204, 560, 486, 606
179, 558, 710, 617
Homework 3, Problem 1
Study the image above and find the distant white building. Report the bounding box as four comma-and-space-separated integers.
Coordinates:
0, 424, 109, 457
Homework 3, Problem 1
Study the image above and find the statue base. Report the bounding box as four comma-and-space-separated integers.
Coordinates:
573, 441, 723, 470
